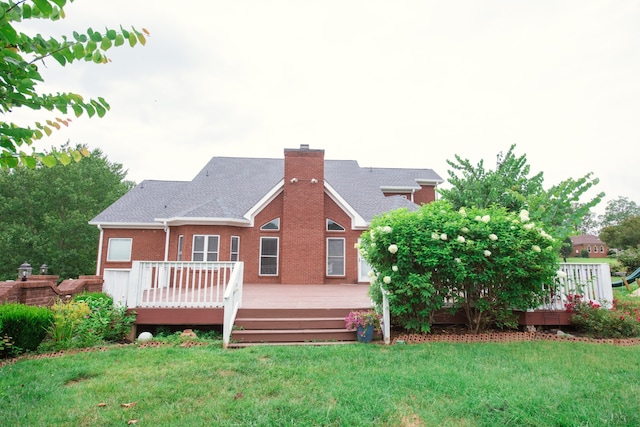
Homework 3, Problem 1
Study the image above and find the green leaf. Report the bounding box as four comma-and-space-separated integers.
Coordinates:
91, 50, 102, 63
106, 29, 117, 40
23, 4, 32, 19
84, 103, 95, 118
41, 154, 57, 167
114, 34, 124, 46
100, 37, 112, 51
136, 33, 146, 46
57, 151, 71, 165
72, 104, 83, 117
33, 0, 53, 15
89, 30, 102, 42
72, 43, 85, 59
128, 32, 137, 47
98, 97, 110, 110
43, 126, 52, 136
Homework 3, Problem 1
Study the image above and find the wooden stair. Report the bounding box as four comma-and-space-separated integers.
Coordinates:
228, 307, 368, 347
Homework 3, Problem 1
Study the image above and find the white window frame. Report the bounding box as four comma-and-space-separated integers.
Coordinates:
230, 236, 240, 262
259, 237, 279, 276
177, 235, 184, 261
326, 218, 345, 231
192, 235, 220, 261
327, 237, 345, 277
260, 218, 280, 231
106, 238, 132, 262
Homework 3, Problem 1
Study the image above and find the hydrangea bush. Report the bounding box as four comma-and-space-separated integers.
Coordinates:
360, 201, 561, 333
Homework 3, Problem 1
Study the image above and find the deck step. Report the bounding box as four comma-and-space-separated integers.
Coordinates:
231, 307, 366, 345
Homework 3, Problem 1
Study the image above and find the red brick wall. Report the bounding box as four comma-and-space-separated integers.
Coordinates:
0, 276, 103, 307
572, 243, 609, 258
413, 185, 437, 204
99, 228, 166, 271
281, 147, 326, 284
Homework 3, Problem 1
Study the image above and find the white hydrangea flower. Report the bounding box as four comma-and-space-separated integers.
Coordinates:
370, 230, 376, 241
489, 234, 498, 241
382, 225, 393, 234
455, 258, 461, 263
532, 245, 541, 252
371, 242, 376, 248
483, 250, 491, 257
461, 227, 470, 233
481, 215, 490, 223
440, 233, 448, 241
523, 223, 535, 230
368, 270, 376, 278
432, 232, 440, 240
475, 216, 482, 222
520, 209, 530, 222
457, 235, 466, 243
459, 207, 467, 217
556, 270, 567, 279
392, 265, 398, 272
354, 242, 360, 249
383, 276, 392, 284
388, 244, 398, 254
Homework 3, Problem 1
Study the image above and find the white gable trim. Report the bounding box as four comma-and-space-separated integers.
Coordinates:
89, 221, 165, 230
243, 179, 285, 226
324, 181, 368, 229
155, 217, 252, 227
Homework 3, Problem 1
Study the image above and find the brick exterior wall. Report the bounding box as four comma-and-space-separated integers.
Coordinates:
281, 147, 326, 284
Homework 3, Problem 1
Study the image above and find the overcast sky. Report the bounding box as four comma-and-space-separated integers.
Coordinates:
14, 1, 640, 213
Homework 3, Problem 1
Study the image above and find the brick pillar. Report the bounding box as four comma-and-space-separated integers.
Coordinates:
281, 145, 325, 284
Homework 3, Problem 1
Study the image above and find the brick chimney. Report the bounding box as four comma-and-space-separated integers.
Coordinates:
281, 145, 325, 284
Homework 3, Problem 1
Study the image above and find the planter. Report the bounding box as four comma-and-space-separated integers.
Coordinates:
356, 325, 374, 343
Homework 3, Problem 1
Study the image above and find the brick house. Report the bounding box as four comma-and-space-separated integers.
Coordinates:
90, 145, 442, 285
570, 234, 609, 258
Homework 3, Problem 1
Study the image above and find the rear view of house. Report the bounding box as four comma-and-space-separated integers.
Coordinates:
90, 145, 442, 286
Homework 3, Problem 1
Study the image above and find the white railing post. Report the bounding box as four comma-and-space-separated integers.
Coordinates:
223, 262, 244, 348
381, 285, 391, 345
126, 261, 141, 308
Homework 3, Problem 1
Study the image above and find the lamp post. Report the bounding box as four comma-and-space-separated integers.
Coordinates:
18, 262, 32, 281
40, 264, 48, 275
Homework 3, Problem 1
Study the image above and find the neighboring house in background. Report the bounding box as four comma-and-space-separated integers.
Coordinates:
90, 145, 443, 285
570, 234, 609, 258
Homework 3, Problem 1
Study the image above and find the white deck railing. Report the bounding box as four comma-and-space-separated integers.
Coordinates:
380, 263, 614, 343
126, 261, 243, 308
223, 262, 244, 348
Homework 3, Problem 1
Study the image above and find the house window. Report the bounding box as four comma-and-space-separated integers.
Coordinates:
261, 218, 280, 231
107, 238, 132, 262
192, 235, 219, 261
177, 235, 184, 261
601, 245, 605, 253
230, 236, 240, 262
327, 238, 345, 276
327, 219, 345, 231
260, 237, 279, 275
587, 245, 591, 253
593, 245, 598, 253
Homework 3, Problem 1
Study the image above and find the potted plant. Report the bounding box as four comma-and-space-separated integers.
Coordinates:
345, 309, 381, 343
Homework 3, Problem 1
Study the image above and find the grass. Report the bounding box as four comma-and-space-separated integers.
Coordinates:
2, 341, 640, 426
564, 257, 620, 267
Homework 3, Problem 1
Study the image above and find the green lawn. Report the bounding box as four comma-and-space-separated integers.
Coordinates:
563, 257, 619, 267
2, 341, 639, 426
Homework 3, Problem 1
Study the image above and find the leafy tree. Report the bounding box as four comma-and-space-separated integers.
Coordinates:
361, 202, 560, 333
599, 197, 640, 228
560, 236, 573, 262
0, 145, 133, 280
438, 145, 604, 239
600, 216, 640, 251
0, 0, 147, 168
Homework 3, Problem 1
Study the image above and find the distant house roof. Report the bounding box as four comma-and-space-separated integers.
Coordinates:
90, 156, 443, 228
571, 234, 605, 245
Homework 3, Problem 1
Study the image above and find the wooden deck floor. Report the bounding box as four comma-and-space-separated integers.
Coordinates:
240, 283, 373, 309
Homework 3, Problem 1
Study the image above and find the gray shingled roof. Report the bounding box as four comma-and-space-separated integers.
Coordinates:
90, 156, 442, 226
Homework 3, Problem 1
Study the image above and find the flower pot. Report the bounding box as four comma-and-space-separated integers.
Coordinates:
356, 325, 374, 343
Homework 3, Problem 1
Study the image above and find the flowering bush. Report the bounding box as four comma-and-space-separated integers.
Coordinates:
360, 201, 560, 333
344, 310, 381, 331
569, 298, 640, 338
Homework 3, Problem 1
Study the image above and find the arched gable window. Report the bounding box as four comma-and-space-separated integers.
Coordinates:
326, 219, 345, 231
261, 218, 280, 231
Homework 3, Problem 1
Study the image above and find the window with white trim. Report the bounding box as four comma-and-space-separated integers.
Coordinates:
260, 237, 279, 275
230, 236, 240, 262
327, 219, 345, 231
327, 238, 345, 276
587, 245, 591, 253
107, 238, 132, 262
192, 235, 219, 261
261, 218, 280, 231
601, 245, 605, 253
177, 235, 184, 261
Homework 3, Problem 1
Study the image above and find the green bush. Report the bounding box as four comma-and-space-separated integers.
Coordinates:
0, 303, 53, 353
361, 202, 560, 333
618, 247, 640, 272
40, 293, 135, 351
580, 249, 590, 258
569, 297, 640, 338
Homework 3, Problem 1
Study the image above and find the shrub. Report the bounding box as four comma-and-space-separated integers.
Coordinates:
569, 298, 640, 338
40, 293, 135, 351
361, 202, 560, 333
618, 247, 640, 272
581, 249, 590, 258
0, 303, 53, 353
